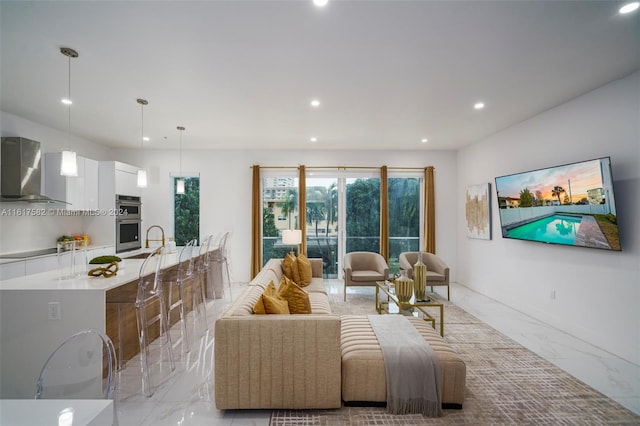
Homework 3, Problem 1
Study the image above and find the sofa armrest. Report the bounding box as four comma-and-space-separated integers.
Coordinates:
374, 255, 390, 278
215, 315, 342, 409
398, 254, 413, 272
309, 258, 323, 278
343, 255, 353, 281
425, 254, 449, 277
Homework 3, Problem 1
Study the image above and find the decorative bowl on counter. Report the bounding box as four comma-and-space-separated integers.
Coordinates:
88, 256, 122, 278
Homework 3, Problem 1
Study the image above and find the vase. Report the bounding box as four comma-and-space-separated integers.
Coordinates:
395, 270, 413, 303
413, 252, 427, 301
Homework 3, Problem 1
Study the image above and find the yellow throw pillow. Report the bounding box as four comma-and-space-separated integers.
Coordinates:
289, 255, 302, 284
282, 253, 297, 280
263, 291, 290, 314
296, 253, 313, 287
253, 297, 266, 315
253, 281, 277, 314
278, 276, 312, 314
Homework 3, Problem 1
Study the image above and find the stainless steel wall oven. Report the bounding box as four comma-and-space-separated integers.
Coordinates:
115, 195, 141, 252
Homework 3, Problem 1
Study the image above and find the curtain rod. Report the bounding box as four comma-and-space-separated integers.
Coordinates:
250, 165, 433, 170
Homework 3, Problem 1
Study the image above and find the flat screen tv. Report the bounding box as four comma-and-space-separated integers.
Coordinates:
494, 157, 620, 251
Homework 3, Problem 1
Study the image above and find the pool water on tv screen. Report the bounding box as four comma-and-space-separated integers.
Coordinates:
494, 157, 621, 251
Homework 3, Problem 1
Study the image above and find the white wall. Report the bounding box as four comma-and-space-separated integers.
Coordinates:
113, 147, 459, 285
457, 71, 640, 364
0, 112, 115, 254
1, 111, 113, 160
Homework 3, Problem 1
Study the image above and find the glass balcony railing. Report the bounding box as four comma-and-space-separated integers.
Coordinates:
262, 235, 419, 278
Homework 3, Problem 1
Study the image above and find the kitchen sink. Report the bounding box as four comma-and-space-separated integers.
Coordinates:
122, 252, 155, 260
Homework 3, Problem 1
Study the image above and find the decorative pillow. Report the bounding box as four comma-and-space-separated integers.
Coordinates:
278, 276, 311, 314
282, 253, 297, 280
254, 281, 289, 314
253, 281, 276, 314
253, 297, 267, 315
263, 291, 290, 314
296, 253, 313, 287
289, 256, 303, 284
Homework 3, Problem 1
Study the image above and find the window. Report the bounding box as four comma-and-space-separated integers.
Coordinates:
262, 171, 298, 265
173, 176, 200, 246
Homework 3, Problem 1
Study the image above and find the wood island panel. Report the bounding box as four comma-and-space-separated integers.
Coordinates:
105, 261, 204, 366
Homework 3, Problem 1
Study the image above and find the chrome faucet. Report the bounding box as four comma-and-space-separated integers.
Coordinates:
145, 225, 165, 248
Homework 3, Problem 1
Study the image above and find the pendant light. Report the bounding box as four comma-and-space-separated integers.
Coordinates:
176, 126, 185, 194
60, 47, 78, 176
136, 98, 148, 188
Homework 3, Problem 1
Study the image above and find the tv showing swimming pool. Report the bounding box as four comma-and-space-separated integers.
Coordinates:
494, 157, 621, 251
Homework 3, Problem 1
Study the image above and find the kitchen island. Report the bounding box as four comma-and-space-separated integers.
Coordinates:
0, 247, 221, 398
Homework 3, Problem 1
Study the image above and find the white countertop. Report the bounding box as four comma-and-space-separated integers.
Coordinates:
0, 244, 114, 265
0, 247, 184, 291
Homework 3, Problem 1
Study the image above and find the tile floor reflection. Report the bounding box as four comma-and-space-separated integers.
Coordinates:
114, 280, 639, 425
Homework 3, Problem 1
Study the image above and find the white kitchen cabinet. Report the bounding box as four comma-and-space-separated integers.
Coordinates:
98, 161, 141, 210
44, 154, 99, 210
0, 261, 25, 280
83, 158, 99, 210
25, 255, 58, 275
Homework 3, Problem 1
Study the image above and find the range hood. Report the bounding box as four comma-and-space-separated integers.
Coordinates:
1, 137, 66, 204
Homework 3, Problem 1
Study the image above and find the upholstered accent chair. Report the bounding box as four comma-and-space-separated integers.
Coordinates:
399, 252, 450, 300
343, 252, 389, 301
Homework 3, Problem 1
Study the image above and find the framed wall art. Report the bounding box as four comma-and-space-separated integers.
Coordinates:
466, 183, 491, 240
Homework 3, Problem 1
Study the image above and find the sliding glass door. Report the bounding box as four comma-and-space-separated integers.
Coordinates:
305, 176, 339, 277
387, 173, 421, 274
261, 171, 298, 265
344, 175, 380, 253
304, 171, 381, 278
261, 168, 422, 278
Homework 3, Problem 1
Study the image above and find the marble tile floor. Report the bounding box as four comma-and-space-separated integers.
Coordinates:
114, 280, 639, 425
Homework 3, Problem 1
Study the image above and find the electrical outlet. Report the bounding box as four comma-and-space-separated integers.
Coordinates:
48, 302, 60, 320
550, 290, 556, 300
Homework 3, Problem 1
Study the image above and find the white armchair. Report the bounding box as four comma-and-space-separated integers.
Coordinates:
343, 252, 389, 301
399, 252, 450, 300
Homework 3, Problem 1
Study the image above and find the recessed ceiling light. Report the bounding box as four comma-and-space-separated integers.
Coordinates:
61, 99, 72, 105
619, 2, 639, 14
421, 138, 429, 143
313, 0, 329, 7
310, 99, 320, 108
310, 137, 318, 142
143, 136, 150, 142
474, 102, 485, 110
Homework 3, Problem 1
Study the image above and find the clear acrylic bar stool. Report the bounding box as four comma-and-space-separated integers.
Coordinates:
211, 231, 232, 299
194, 235, 211, 328
161, 239, 196, 355
136, 247, 175, 397
35, 329, 117, 400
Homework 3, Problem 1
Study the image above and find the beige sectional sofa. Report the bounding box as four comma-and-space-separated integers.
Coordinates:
215, 257, 466, 411
214, 258, 342, 409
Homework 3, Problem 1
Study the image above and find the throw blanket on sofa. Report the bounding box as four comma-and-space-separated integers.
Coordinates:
368, 315, 442, 417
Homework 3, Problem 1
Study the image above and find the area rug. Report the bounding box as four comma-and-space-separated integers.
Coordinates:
270, 290, 639, 425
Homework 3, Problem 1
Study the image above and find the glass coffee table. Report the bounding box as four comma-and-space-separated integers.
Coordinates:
375, 281, 444, 336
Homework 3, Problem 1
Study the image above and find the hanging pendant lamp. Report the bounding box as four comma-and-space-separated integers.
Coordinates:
176, 126, 185, 194
136, 99, 148, 188
60, 47, 78, 176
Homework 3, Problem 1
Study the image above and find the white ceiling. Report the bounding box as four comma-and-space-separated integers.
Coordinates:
1, 1, 638, 151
